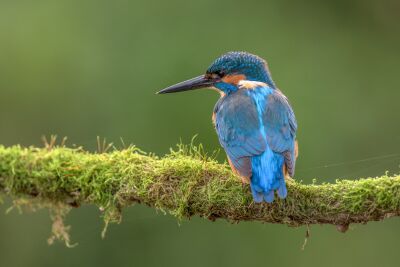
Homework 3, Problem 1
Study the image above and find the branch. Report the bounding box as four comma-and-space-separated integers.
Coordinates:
0, 144, 399, 233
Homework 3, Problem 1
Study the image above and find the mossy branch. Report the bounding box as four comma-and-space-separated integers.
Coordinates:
0, 144, 399, 234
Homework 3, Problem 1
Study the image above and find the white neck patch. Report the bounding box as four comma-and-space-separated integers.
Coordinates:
238, 80, 268, 90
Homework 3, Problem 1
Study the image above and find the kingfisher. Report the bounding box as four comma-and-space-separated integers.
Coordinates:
157, 51, 298, 203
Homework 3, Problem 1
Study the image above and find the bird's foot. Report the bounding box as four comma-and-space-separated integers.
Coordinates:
240, 176, 250, 185
284, 175, 295, 185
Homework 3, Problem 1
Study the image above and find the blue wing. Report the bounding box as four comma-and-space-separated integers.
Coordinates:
214, 86, 297, 178
262, 90, 297, 176
214, 90, 266, 178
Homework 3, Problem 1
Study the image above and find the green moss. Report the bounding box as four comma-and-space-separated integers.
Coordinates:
0, 143, 399, 244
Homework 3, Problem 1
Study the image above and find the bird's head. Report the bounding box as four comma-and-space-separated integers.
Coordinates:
157, 51, 275, 95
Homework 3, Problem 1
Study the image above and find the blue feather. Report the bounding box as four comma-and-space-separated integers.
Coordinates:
250, 147, 286, 203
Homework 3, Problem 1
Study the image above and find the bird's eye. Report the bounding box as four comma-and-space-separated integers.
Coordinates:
214, 70, 225, 78
206, 70, 224, 80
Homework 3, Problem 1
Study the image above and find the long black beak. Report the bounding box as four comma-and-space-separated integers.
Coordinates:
157, 75, 216, 94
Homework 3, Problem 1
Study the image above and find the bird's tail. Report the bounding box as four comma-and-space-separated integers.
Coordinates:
250, 148, 287, 203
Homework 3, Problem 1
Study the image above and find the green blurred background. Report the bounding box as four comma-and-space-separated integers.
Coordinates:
1, 0, 400, 266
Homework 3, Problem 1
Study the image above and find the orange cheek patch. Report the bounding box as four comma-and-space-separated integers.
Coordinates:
222, 74, 246, 85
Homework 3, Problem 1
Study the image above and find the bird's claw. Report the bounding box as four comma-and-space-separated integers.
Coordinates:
285, 175, 295, 185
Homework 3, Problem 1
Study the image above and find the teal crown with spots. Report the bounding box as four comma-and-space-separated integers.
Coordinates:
207, 51, 276, 88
